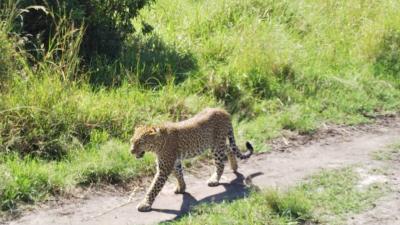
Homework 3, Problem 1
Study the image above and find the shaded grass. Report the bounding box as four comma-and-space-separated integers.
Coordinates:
166, 167, 385, 225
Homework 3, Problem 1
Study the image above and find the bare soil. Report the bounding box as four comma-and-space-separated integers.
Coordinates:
5, 116, 400, 225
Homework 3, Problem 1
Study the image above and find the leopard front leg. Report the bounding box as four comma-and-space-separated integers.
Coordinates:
207, 147, 226, 187
172, 160, 186, 194
137, 158, 173, 212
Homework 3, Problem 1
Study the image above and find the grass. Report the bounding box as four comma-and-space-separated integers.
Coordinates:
1, 0, 400, 215
0, 140, 155, 211
165, 167, 385, 225
1, 75, 216, 158
371, 142, 400, 161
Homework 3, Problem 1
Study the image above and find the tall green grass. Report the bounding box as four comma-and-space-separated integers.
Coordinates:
136, 0, 400, 139
1, 76, 215, 158
1, 0, 400, 213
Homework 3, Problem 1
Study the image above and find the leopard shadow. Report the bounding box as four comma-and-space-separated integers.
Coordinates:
152, 171, 263, 222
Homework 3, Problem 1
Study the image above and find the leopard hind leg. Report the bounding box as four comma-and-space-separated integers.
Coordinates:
227, 151, 238, 172
207, 145, 227, 187
172, 160, 186, 194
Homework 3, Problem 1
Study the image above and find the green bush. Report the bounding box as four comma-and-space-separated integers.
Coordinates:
1, 0, 152, 60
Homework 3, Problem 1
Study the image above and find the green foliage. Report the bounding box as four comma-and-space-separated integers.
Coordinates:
1, 0, 152, 60
90, 34, 198, 87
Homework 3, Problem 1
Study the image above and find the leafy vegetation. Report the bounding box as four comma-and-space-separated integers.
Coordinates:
1, 0, 400, 214
0, 0, 153, 60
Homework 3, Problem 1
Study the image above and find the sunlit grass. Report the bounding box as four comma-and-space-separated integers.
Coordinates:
166, 167, 385, 225
0, 140, 155, 211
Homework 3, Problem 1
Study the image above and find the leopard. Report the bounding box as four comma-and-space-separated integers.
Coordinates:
130, 107, 254, 212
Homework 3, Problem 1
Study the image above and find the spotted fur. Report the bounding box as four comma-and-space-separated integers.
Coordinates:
130, 108, 254, 212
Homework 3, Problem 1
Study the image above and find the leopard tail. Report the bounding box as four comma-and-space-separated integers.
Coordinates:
228, 126, 254, 160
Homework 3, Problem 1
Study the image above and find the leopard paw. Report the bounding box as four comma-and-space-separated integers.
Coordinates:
174, 185, 186, 194
137, 201, 152, 212
207, 178, 219, 187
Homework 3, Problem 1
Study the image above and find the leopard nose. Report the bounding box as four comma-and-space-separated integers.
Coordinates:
136, 151, 145, 159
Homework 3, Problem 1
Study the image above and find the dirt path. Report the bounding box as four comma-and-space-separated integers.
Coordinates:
7, 120, 400, 225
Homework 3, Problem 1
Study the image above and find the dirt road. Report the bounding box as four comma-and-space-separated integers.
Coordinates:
7, 119, 400, 225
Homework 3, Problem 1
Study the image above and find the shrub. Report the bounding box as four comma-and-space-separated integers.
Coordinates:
1, 0, 153, 61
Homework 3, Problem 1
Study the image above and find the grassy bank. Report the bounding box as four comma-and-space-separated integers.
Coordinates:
1, 0, 400, 213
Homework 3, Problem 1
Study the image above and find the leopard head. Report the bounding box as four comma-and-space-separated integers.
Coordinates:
130, 125, 164, 159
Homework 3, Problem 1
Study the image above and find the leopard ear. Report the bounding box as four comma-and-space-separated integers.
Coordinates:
135, 124, 144, 131
148, 127, 160, 135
